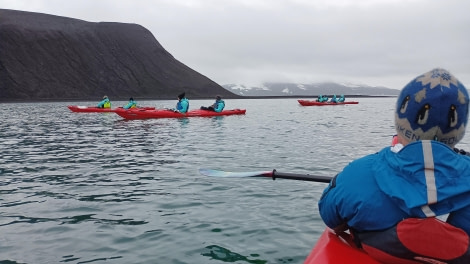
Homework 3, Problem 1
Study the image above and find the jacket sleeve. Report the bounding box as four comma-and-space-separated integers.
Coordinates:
318, 175, 347, 230
318, 155, 378, 232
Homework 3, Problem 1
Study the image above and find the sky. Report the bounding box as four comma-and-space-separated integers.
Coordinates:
2, 0, 470, 89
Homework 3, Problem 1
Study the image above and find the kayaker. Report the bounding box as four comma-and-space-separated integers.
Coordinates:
97, 95, 111, 108
123, 97, 137, 109
329, 94, 337, 103
317, 95, 328, 102
337, 94, 345, 102
318, 68, 470, 263
173, 92, 189, 113
200, 95, 225, 112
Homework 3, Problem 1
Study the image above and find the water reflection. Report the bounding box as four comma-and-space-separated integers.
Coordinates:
201, 245, 267, 264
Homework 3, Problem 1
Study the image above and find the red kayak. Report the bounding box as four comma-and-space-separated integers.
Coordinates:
298, 100, 359, 106
67, 105, 155, 113
114, 108, 246, 120
304, 228, 380, 264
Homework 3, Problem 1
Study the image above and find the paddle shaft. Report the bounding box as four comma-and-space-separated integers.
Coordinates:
271, 170, 332, 183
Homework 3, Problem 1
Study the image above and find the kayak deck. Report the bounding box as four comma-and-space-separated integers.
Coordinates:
114, 108, 246, 120
304, 228, 380, 264
298, 100, 359, 106
67, 105, 155, 113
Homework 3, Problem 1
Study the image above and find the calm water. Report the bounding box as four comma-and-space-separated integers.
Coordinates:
2, 98, 469, 264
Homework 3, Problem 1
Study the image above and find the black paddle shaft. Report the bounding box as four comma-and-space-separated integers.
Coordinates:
272, 170, 332, 183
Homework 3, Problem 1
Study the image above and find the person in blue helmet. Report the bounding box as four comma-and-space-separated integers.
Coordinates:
97, 95, 111, 108
123, 97, 137, 109
173, 92, 189, 113
318, 68, 470, 263
200, 95, 225, 112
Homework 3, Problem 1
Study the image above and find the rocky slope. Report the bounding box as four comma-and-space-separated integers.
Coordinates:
0, 9, 238, 102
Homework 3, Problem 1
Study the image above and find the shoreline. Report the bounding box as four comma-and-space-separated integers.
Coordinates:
0, 95, 397, 103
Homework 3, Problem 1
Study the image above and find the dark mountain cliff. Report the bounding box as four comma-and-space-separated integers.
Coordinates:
0, 9, 238, 102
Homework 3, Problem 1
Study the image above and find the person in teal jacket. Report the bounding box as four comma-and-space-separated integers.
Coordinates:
123, 97, 137, 109
329, 94, 338, 103
337, 94, 345, 102
97, 95, 111, 108
200, 95, 225, 112
174, 92, 189, 113
318, 68, 470, 263
317, 95, 328, 102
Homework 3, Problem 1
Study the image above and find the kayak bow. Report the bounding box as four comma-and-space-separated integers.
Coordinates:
304, 228, 380, 264
67, 105, 155, 113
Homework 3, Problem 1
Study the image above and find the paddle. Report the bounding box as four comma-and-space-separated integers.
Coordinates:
199, 168, 332, 183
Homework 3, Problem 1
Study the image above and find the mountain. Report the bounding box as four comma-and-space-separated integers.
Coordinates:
0, 9, 239, 102
223, 82, 400, 97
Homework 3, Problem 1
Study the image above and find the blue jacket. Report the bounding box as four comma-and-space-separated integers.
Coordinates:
213, 99, 225, 112
319, 140, 470, 235
176, 98, 189, 113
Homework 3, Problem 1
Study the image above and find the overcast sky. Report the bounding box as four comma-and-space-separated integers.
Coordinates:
2, 0, 470, 89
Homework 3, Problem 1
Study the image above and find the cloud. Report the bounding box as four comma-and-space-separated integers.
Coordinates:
1, 0, 470, 89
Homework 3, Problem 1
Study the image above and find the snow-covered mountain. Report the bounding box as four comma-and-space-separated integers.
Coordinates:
223, 82, 400, 97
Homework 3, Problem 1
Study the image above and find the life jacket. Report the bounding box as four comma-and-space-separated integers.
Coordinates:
355, 217, 470, 264
104, 100, 111, 108
128, 101, 137, 108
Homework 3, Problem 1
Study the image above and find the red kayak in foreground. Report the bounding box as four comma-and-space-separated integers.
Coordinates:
298, 100, 359, 106
67, 105, 155, 113
304, 228, 380, 264
114, 108, 246, 120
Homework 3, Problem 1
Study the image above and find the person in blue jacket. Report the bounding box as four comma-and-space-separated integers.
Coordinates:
329, 94, 338, 103
318, 68, 470, 263
174, 92, 189, 113
337, 94, 345, 102
200, 95, 225, 112
97, 95, 111, 108
317, 95, 328, 102
123, 97, 137, 109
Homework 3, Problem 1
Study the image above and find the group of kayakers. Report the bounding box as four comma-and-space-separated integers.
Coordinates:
97, 95, 136, 109
96, 92, 225, 114
316, 94, 345, 103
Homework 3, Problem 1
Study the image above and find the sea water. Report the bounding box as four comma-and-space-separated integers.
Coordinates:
2, 98, 468, 264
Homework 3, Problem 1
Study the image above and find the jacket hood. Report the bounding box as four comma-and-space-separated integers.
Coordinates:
374, 140, 470, 215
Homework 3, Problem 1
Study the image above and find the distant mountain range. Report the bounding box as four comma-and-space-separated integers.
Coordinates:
223, 82, 400, 97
